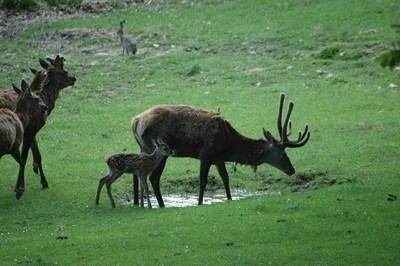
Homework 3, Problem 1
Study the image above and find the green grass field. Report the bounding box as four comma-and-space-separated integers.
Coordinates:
1, 0, 399, 264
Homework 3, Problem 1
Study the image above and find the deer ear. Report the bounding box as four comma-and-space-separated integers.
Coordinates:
30, 68, 38, 74
54, 55, 63, 69
20, 80, 31, 94
151, 138, 157, 148
39, 58, 50, 69
12, 83, 21, 94
46, 57, 55, 65
263, 128, 274, 141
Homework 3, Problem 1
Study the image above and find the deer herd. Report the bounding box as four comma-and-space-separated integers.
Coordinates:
0, 54, 310, 209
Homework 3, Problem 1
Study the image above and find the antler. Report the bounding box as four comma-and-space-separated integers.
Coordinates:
277, 94, 310, 148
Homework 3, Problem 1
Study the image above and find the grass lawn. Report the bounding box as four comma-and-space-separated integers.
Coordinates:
0, 0, 399, 264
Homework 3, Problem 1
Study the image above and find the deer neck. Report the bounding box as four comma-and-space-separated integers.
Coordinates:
39, 78, 60, 113
15, 108, 31, 129
229, 133, 266, 167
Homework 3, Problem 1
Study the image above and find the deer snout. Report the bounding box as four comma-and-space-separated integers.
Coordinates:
69, 75, 77, 85
286, 167, 295, 176
40, 103, 48, 112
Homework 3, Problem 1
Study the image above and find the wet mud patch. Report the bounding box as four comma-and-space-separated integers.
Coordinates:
118, 189, 269, 208
28, 27, 183, 59
29, 28, 120, 56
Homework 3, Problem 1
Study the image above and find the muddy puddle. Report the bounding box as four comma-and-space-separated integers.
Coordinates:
119, 189, 273, 208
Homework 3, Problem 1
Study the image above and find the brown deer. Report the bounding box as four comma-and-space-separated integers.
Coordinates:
14, 56, 75, 199
0, 81, 48, 187
131, 94, 310, 207
96, 139, 174, 208
117, 20, 137, 55
0, 56, 75, 196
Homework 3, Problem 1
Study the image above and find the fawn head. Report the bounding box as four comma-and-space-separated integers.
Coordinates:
13, 80, 48, 117
152, 138, 175, 157
260, 94, 310, 175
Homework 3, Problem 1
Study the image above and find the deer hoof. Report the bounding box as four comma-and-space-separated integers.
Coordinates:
33, 165, 39, 175
15, 188, 24, 199
41, 182, 49, 189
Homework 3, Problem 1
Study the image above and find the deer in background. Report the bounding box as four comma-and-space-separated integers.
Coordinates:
0, 80, 48, 190
117, 20, 137, 55
0, 55, 76, 198
96, 139, 174, 208
131, 94, 310, 207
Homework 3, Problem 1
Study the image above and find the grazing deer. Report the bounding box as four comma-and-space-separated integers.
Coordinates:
131, 94, 310, 207
96, 139, 174, 208
117, 20, 137, 55
0, 81, 48, 188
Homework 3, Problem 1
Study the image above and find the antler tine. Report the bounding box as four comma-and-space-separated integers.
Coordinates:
287, 131, 310, 148
277, 93, 285, 139
286, 125, 310, 148
282, 101, 294, 142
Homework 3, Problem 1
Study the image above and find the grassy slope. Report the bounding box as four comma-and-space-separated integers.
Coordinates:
0, 0, 399, 264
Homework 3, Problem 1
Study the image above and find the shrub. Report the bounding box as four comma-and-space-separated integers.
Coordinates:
317, 42, 344, 59
45, 0, 81, 7
1, 0, 37, 11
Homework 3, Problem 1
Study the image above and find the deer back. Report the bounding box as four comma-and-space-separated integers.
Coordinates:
132, 105, 235, 160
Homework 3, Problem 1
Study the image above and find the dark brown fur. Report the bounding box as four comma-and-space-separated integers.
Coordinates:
131, 95, 310, 207
0, 81, 48, 188
0, 56, 76, 199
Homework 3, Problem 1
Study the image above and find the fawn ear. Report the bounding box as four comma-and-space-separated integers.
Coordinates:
39, 58, 50, 69
30, 68, 38, 74
12, 83, 21, 94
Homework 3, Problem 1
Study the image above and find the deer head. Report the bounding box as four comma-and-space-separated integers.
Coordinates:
14, 80, 48, 117
261, 94, 310, 175
40, 55, 76, 89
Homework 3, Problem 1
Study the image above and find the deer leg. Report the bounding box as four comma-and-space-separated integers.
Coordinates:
30, 138, 48, 189
149, 156, 167, 208
11, 149, 23, 192
216, 163, 232, 201
199, 160, 212, 205
133, 174, 139, 205
95, 174, 110, 205
15, 137, 33, 199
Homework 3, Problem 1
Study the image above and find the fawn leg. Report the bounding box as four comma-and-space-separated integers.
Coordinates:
139, 177, 144, 208
216, 162, 232, 200
198, 159, 212, 205
140, 176, 152, 209
30, 138, 49, 188
105, 172, 122, 208
95, 174, 110, 205
149, 156, 167, 208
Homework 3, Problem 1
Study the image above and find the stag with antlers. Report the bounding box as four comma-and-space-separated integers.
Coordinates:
131, 94, 310, 207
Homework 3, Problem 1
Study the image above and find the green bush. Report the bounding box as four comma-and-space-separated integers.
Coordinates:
1, 0, 37, 10
45, 0, 81, 7
317, 42, 344, 59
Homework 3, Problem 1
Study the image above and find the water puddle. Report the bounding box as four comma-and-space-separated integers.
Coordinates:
119, 190, 275, 208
